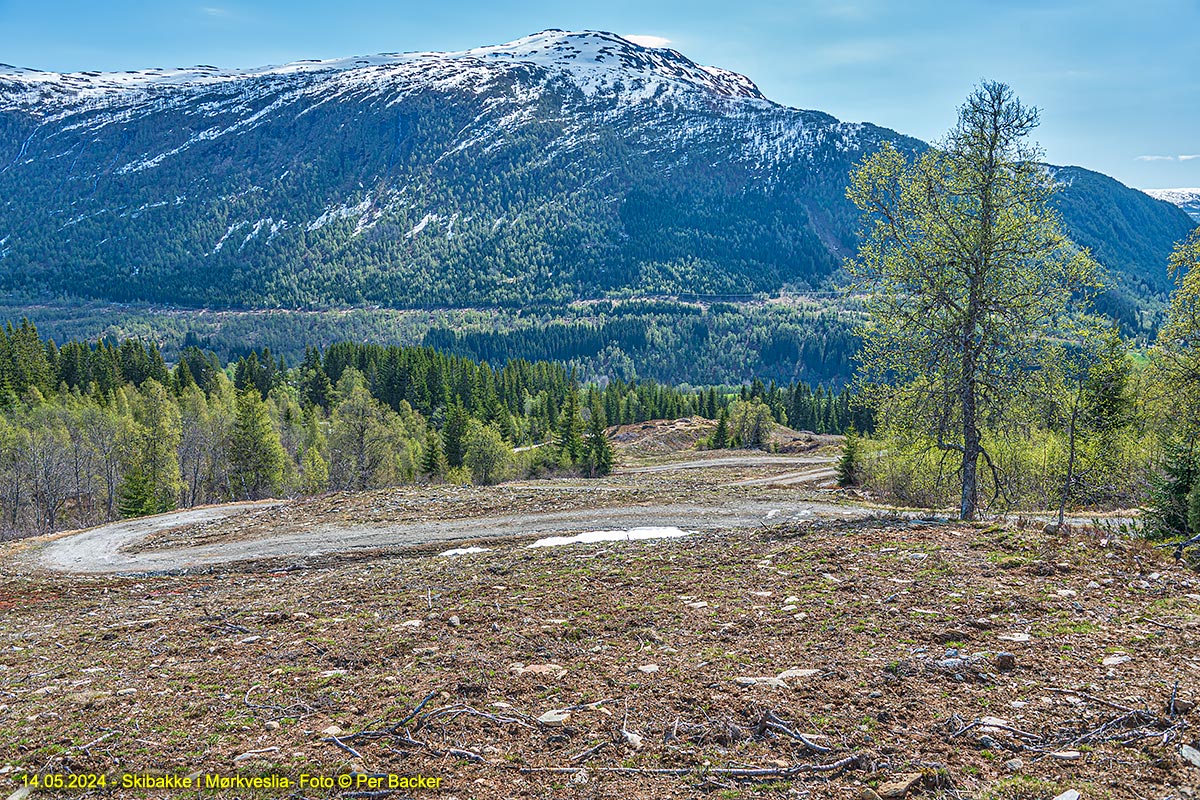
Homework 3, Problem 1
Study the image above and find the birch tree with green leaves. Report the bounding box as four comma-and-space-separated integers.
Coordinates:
847, 81, 1099, 520
1155, 228, 1200, 426
1147, 229, 1200, 543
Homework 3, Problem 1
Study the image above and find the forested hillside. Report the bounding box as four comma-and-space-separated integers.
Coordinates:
4, 297, 860, 386
0, 31, 1192, 323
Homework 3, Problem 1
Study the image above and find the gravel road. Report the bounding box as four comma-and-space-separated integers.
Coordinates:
26, 453, 872, 574
620, 455, 832, 473
32, 498, 867, 574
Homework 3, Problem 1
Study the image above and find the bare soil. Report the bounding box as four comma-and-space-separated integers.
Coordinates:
610, 418, 840, 462
2, 518, 1199, 799
0, 441, 1196, 799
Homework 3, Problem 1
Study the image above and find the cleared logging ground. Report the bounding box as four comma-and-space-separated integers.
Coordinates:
1, 517, 1197, 799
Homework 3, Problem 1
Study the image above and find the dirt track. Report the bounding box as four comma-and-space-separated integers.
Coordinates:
33, 498, 866, 574
620, 455, 833, 473
30, 455, 865, 575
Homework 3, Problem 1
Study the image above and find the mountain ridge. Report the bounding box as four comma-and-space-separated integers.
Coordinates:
1143, 188, 1200, 222
0, 30, 1194, 322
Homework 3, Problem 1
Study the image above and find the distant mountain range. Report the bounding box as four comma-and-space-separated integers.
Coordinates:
1143, 188, 1200, 222
0, 30, 1195, 320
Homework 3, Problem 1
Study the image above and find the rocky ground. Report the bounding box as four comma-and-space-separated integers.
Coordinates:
2, 513, 1199, 799
608, 418, 839, 462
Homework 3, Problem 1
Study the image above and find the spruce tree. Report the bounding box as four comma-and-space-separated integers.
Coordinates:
711, 408, 730, 449
443, 401, 468, 468
583, 404, 614, 477
1146, 429, 1199, 538
556, 389, 584, 464
117, 466, 156, 518
420, 429, 447, 480
229, 388, 286, 499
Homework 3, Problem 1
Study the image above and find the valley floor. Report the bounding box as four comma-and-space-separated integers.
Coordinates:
1, 453, 1197, 799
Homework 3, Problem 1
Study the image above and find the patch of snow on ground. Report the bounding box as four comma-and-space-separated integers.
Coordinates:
438, 546, 492, 557
528, 527, 694, 548
307, 195, 372, 231
405, 212, 439, 238
211, 221, 247, 253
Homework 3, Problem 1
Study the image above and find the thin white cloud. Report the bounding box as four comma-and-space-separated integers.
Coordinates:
202, 6, 230, 16
1181, 154, 1200, 161
622, 34, 672, 49
1137, 154, 1200, 162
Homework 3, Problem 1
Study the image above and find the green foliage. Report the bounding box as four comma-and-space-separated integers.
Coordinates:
556, 389, 584, 465
0, 319, 861, 537
1147, 228, 1200, 539
117, 467, 157, 519
583, 403, 615, 477
860, 423, 1154, 513
710, 408, 730, 450
128, 379, 183, 513
301, 446, 329, 495
727, 399, 775, 449
1153, 228, 1200, 433
463, 422, 511, 486
420, 430, 447, 481
442, 402, 469, 469
229, 388, 285, 500
328, 374, 417, 491
848, 82, 1099, 519
1082, 327, 1135, 435
1146, 438, 1198, 539
8, 298, 866, 390
1188, 476, 1200, 536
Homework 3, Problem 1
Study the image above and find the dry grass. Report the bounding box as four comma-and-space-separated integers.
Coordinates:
2, 518, 1198, 799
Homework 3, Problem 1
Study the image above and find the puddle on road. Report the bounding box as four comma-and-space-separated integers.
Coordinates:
527, 527, 695, 549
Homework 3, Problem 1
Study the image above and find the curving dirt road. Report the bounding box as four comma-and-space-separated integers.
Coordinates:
25, 454, 871, 575
619, 455, 833, 473
728, 467, 838, 487
32, 497, 869, 574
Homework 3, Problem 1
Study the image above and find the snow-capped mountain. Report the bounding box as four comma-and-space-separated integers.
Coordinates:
0, 30, 1193, 311
1144, 188, 1200, 222
0, 30, 764, 107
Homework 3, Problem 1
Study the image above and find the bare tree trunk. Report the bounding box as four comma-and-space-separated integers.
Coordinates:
1058, 384, 1083, 528
960, 296, 983, 520
961, 401, 979, 520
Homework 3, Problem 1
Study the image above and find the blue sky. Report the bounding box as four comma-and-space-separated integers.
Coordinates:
1, 0, 1195, 189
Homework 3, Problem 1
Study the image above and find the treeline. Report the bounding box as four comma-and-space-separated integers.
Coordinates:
0, 323, 861, 539
422, 304, 859, 387
422, 318, 650, 367
9, 298, 859, 387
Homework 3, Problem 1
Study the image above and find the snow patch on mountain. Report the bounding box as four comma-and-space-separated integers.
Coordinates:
0, 30, 763, 108
0, 30, 877, 187
211, 221, 247, 254
308, 196, 373, 232
405, 212, 440, 239
1144, 188, 1200, 221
